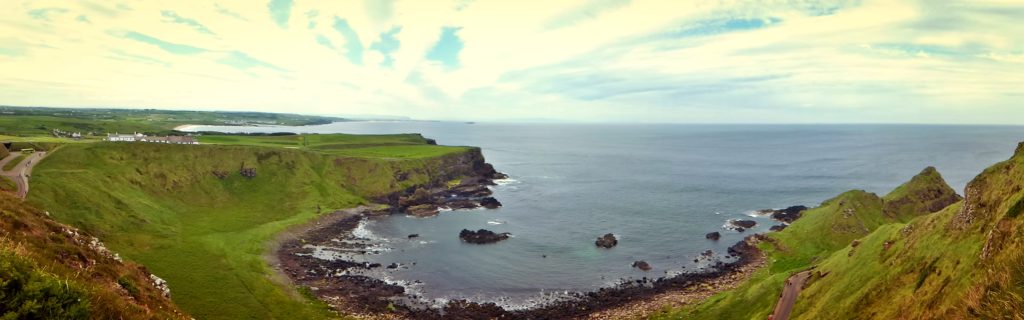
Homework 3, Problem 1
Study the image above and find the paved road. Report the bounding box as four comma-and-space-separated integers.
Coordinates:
0, 151, 48, 199
770, 271, 812, 320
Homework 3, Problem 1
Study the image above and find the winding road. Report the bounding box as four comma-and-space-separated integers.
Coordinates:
0, 151, 48, 199
770, 271, 812, 320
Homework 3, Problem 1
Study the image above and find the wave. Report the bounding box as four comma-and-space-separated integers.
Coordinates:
487, 219, 507, 225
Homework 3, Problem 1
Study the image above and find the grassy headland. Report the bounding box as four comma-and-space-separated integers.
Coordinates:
658, 145, 1024, 319
26, 134, 478, 319
0, 106, 343, 141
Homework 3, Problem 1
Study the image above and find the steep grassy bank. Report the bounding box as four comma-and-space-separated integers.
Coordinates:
27, 138, 480, 319
660, 163, 966, 319
0, 192, 187, 319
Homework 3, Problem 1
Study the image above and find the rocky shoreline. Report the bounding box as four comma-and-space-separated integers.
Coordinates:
275, 207, 769, 319
270, 150, 805, 319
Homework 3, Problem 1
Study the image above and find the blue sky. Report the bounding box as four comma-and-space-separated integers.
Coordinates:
0, 1, 1022, 123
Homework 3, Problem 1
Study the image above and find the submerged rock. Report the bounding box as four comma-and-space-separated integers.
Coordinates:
459, 229, 510, 244
406, 204, 440, 217
705, 232, 721, 241
632, 260, 652, 271
595, 233, 618, 248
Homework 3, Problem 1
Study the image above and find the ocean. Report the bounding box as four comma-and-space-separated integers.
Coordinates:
183, 123, 1024, 307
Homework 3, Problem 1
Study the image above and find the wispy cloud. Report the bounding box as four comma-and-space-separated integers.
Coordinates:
0, 0, 1021, 123
161, 11, 214, 35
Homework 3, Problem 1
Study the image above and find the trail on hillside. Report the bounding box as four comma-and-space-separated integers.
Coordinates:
771, 271, 812, 320
0, 151, 47, 198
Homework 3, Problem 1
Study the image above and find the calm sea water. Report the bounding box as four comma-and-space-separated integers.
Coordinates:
185, 123, 1024, 306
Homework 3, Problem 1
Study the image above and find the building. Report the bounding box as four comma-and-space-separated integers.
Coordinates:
106, 132, 143, 142
106, 132, 199, 145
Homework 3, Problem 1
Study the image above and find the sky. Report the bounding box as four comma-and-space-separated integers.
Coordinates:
0, 0, 1022, 123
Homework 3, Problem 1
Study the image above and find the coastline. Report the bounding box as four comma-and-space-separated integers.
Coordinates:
172, 124, 198, 131
271, 205, 768, 319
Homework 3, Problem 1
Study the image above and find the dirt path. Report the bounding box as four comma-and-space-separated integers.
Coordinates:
770, 271, 812, 320
0, 151, 49, 199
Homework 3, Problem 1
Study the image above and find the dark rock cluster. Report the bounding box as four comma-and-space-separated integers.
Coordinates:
459, 229, 510, 244
595, 233, 618, 248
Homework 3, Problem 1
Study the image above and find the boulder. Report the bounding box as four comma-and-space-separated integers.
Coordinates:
632, 260, 652, 271
731, 220, 757, 229
705, 232, 721, 241
386, 263, 399, 269
595, 233, 618, 248
459, 229, 510, 244
407, 234, 419, 239
480, 197, 502, 209
769, 224, 787, 232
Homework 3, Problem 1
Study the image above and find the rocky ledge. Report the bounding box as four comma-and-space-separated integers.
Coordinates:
459, 229, 511, 244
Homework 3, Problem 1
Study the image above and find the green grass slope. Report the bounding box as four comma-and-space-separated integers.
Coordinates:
882, 166, 963, 222
0, 192, 187, 319
27, 137, 481, 319
662, 166, 964, 319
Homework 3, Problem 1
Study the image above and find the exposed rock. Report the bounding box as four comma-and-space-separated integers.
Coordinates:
405, 204, 439, 217
706, 232, 721, 241
769, 224, 787, 232
459, 229, 510, 244
595, 233, 618, 248
407, 234, 419, 239
735, 227, 745, 233
211, 170, 229, 179
768, 205, 808, 223
386, 263, 399, 269
239, 167, 256, 178
730, 220, 757, 229
632, 260, 652, 271
480, 197, 502, 209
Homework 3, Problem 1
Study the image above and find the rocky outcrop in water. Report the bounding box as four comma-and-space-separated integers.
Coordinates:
706, 232, 721, 241
729, 218, 761, 228
595, 233, 618, 248
632, 260, 652, 271
459, 229, 510, 244
757, 205, 808, 223
480, 197, 502, 209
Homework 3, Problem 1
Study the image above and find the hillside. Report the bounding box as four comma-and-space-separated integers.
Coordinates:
25, 135, 485, 319
661, 152, 972, 319
0, 192, 187, 319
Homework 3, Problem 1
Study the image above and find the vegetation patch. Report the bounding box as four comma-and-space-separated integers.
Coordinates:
2, 154, 26, 171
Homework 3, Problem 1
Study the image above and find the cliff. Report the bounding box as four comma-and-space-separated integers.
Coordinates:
0, 192, 187, 319
671, 144, 1024, 319
25, 137, 494, 319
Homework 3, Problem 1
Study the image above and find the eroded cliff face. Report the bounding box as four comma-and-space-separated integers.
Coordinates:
375, 147, 507, 217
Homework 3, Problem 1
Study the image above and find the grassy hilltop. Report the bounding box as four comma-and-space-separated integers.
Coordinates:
23, 133, 476, 319
659, 144, 1024, 319
0, 106, 342, 142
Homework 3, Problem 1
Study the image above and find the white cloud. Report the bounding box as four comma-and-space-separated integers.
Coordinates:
0, 0, 1021, 123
